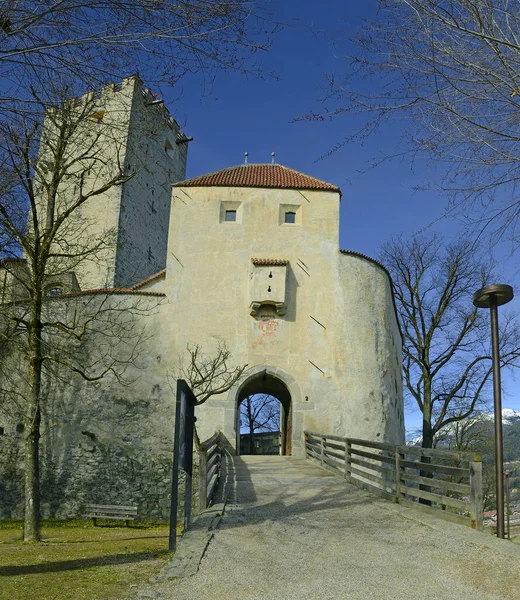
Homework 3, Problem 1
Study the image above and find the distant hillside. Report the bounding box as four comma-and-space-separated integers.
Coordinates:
407, 409, 520, 460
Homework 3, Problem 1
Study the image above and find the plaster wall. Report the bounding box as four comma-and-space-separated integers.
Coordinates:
0, 294, 177, 520
114, 82, 188, 287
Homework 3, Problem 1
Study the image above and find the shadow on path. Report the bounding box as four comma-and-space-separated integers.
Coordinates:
0, 550, 167, 577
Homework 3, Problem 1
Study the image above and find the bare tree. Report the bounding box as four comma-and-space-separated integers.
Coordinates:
0, 87, 159, 541
240, 393, 280, 454
381, 234, 520, 448
313, 1, 520, 244
0, 1, 273, 114
173, 341, 248, 450
176, 341, 248, 406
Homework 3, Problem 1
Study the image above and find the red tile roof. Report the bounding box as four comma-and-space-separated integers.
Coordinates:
58, 288, 165, 298
251, 258, 289, 266
172, 164, 340, 193
131, 268, 166, 290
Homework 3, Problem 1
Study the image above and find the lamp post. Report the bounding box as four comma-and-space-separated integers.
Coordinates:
473, 284, 514, 539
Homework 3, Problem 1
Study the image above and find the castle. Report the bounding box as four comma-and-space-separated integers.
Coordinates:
0, 76, 404, 519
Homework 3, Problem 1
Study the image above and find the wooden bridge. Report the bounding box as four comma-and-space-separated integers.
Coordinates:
140, 432, 520, 600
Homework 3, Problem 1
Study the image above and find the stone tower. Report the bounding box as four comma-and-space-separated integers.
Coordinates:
37, 75, 189, 290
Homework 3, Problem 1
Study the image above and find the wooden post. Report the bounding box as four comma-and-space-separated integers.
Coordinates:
199, 446, 208, 513
345, 441, 352, 480
320, 436, 325, 466
469, 458, 483, 531
343, 438, 348, 479
395, 448, 404, 504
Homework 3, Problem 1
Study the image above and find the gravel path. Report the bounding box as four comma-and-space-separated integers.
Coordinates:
136, 456, 520, 600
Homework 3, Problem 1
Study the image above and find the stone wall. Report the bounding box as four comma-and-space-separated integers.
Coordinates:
114, 80, 188, 288
0, 293, 182, 521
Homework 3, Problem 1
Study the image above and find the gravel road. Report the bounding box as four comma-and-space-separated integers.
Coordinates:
136, 456, 520, 600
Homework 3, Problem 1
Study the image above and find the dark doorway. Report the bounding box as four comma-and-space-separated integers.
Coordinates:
235, 372, 292, 456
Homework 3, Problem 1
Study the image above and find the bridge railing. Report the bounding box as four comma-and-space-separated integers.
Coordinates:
198, 431, 222, 512
304, 431, 483, 531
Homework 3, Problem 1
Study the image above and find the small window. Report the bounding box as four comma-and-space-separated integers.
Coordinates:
46, 286, 63, 297
225, 210, 237, 222
0, 426, 4, 435
16, 423, 24, 434
285, 211, 296, 224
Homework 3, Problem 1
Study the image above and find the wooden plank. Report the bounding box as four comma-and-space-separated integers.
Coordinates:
395, 450, 403, 502
350, 455, 395, 476
199, 447, 208, 512
324, 447, 345, 461
85, 510, 137, 517
347, 438, 396, 452
207, 450, 219, 472
348, 474, 396, 501
325, 451, 345, 464
206, 461, 218, 485
323, 440, 346, 452
86, 504, 137, 511
323, 455, 344, 469
206, 442, 218, 458
401, 485, 468, 510
350, 465, 396, 491
306, 439, 321, 450
305, 431, 347, 442
399, 498, 470, 527
350, 447, 395, 465
401, 460, 467, 478
207, 473, 218, 502
403, 471, 470, 495
322, 456, 344, 473
306, 448, 320, 461
201, 432, 220, 450
305, 432, 323, 442
404, 446, 481, 462
85, 515, 135, 521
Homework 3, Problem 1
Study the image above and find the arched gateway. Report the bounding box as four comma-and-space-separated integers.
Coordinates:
232, 367, 298, 456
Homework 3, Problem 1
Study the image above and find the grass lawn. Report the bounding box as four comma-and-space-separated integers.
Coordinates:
0, 520, 174, 600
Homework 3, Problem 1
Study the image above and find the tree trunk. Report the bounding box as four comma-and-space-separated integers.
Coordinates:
23, 401, 41, 542
419, 391, 433, 505
248, 414, 255, 455
23, 291, 43, 542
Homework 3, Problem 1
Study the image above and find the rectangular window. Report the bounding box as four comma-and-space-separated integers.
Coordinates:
279, 204, 301, 225
220, 201, 242, 223
284, 211, 296, 224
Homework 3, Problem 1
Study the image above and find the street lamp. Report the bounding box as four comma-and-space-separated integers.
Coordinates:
473, 284, 514, 539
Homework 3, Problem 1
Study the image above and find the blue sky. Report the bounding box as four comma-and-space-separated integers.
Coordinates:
155, 1, 520, 435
